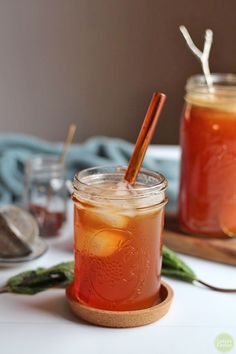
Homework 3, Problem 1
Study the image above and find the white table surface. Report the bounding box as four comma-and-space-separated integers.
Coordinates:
0, 146, 235, 354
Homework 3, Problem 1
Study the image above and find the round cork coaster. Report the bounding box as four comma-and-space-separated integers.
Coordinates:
66, 281, 174, 328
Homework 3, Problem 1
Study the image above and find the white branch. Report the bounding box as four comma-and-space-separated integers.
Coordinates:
179, 25, 213, 89
179, 26, 202, 59
203, 29, 213, 61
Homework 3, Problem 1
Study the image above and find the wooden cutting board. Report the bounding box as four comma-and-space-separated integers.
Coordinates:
163, 215, 236, 266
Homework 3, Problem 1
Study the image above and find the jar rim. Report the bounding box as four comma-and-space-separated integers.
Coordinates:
186, 73, 236, 95
25, 154, 64, 175
73, 165, 167, 202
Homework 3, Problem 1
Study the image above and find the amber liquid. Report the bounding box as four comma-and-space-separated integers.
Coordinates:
68, 184, 164, 311
179, 102, 236, 237
29, 204, 66, 237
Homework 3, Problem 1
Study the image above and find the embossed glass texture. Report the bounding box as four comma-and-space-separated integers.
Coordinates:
70, 166, 167, 311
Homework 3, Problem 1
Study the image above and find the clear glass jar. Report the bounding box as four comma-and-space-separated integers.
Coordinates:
67, 165, 167, 311
24, 155, 67, 237
179, 74, 236, 237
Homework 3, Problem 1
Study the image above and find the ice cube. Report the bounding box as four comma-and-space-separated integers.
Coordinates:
88, 208, 129, 228
76, 229, 126, 257
87, 229, 126, 257
113, 181, 136, 196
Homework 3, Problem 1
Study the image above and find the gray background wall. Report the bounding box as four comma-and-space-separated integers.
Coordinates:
0, 0, 235, 144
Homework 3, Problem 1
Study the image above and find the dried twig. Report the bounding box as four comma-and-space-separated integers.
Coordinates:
179, 25, 213, 89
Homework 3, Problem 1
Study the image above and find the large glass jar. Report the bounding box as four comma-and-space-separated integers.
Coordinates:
179, 74, 236, 237
67, 166, 167, 311
24, 155, 67, 237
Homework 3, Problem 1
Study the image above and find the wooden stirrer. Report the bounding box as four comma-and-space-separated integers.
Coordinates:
124, 92, 166, 185
60, 124, 77, 164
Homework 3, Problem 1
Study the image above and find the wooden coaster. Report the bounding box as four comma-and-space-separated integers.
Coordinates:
164, 214, 236, 266
66, 281, 174, 328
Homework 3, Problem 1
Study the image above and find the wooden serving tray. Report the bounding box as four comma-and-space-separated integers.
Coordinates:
163, 215, 236, 266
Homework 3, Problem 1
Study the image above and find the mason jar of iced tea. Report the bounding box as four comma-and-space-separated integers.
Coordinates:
67, 166, 167, 311
179, 74, 236, 237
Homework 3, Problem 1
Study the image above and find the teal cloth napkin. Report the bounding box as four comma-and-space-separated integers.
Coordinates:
0, 134, 179, 210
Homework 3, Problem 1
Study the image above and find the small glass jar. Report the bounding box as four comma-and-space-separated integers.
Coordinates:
24, 155, 67, 237
179, 74, 236, 237
67, 165, 167, 311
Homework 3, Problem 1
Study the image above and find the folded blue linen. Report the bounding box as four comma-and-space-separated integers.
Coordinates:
0, 134, 180, 210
